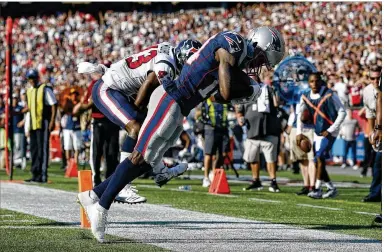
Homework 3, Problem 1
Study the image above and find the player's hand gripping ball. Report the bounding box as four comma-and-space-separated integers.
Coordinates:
296, 134, 312, 153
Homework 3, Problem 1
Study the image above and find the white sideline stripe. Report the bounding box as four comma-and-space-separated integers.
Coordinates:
0, 215, 15, 217
0, 226, 79, 229
169, 188, 193, 192
0, 220, 36, 223
138, 184, 160, 189
208, 193, 238, 198
296, 204, 342, 211
354, 211, 378, 216
248, 198, 281, 203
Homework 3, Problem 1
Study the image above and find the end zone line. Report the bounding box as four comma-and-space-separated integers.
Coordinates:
296, 204, 342, 211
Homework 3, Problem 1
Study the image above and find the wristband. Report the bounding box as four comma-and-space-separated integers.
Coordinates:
375, 125, 382, 130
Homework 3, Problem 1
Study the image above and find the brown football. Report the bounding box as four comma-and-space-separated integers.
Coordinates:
299, 135, 312, 153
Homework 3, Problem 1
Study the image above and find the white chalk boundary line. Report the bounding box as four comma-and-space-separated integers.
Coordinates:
0, 225, 79, 229
354, 211, 378, 216
248, 198, 282, 203
137, 184, 378, 216
296, 204, 342, 211
0, 220, 37, 223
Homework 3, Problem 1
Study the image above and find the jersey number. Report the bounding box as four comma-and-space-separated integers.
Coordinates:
125, 49, 158, 69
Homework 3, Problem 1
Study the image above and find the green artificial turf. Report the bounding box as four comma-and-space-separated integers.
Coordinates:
0, 209, 168, 252
1, 162, 381, 241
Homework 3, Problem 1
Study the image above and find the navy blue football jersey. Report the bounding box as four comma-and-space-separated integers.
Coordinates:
163, 31, 250, 115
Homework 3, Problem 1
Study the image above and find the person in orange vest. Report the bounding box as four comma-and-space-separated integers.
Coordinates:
23, 69, 57, 183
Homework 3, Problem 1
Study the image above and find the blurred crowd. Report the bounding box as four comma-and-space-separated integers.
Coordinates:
0, 3, 381, 195
0, 2, 382, 97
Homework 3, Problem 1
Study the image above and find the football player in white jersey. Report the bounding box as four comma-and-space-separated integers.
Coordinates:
77, 40, 202, 203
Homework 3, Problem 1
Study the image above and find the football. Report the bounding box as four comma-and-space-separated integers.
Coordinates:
299, 135, 312, 153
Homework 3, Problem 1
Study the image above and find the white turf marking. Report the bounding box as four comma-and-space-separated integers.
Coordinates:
208, 193, 238, 198
0, 220, 36, 223
354, 211, 377, 216
138, 184, 160, 189
169, 188, 193, 192
248, 198, 281, 203
296, 204, 342, 211
0, 226, 78, 229
0, 215, 15, 217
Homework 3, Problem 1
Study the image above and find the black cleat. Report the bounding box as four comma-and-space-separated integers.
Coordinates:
243, 180, 263, 191
296, 187, 310, 196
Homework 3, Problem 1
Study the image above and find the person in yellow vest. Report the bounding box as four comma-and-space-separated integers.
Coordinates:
199, 97, 229, 187
23, 69, 57, 183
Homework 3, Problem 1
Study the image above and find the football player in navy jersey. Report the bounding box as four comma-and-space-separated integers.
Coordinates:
78, 27, 286, 243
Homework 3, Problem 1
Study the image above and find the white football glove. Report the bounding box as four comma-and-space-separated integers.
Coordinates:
77, 62, 108, 74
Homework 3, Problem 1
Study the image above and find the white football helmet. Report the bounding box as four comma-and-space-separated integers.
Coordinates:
245, 26, 285, 76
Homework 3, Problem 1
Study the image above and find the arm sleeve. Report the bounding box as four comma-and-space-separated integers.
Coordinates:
327, 94, 347, 134
296, 96, 305, 135
44, 87, 58, 106
363, 87, 376, 119
287, 112, 295, 127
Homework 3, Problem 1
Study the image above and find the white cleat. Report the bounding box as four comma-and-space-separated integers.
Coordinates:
322, 188, 338, 199
114, 184, 147, 204
202, 177, 211, 188
85, 203, 108, 243
308, 189, 323, 199
77, 190, 100, 207
155, 163, 188, 187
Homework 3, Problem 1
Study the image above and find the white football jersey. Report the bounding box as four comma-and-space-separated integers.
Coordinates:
102, 42, 177, 98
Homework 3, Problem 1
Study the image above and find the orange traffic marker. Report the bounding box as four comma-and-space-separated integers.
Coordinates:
209, 169, 230, 194
78, 170, 92, 228
65, 158, 78, 178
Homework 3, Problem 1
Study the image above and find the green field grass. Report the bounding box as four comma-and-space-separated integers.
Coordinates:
0, 163, 381, 243
0, 209, 168, 252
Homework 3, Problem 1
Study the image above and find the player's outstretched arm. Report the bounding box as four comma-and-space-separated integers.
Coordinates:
134, 72, 160, 111
215, 48, 236, 101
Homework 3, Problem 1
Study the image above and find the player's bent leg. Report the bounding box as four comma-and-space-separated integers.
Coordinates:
134, 85, 185, 187
92, 79, 140, 130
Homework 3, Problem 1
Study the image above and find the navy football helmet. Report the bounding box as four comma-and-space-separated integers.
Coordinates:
175, 39, 202, 73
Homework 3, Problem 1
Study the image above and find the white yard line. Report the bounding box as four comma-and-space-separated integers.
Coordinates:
0, 220, 36, 222
248, 198, 281, 203
354, 211, 378, 216
0, 225, 79, 229
296, 204, 342, 211
207, 193, 238, 198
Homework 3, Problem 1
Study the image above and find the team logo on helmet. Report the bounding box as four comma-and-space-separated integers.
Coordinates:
269, 29, 282, 52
